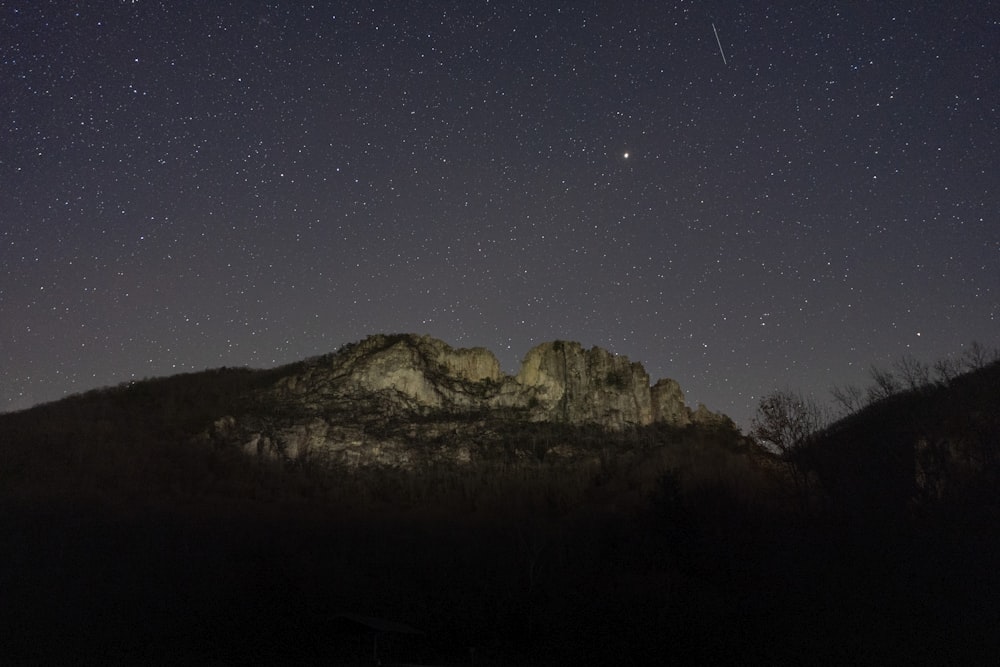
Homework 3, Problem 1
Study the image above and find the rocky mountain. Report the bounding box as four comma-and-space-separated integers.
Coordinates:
202, 334, 733, 469
2, 338, 996, 665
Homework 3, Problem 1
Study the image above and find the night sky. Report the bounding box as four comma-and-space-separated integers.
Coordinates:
2, 2, 997, 427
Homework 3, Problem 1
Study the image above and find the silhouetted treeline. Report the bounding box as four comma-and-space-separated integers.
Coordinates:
803, 357, 1000, 525
1, 356, 999, 663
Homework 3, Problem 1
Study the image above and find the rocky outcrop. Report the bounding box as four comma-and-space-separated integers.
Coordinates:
270, 334, 506, 413
516, 341, 653, 428
208, 334, 731, 468
651, 379, 690, 426
689, 403, 737, 430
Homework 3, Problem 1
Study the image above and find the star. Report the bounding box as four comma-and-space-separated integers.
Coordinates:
1, 3, 994, 429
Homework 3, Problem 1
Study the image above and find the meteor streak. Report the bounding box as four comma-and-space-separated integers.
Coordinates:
712, 23, 728, 65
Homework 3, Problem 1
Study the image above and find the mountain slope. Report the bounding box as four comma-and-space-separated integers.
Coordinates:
0, 334, 747, 508
802, 358, 1000, 522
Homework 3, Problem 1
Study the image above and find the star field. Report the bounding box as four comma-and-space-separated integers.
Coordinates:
2, 2, 997, 426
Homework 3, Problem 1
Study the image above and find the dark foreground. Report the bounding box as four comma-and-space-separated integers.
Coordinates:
2, 490, 998, 666
3, 358, 998, 663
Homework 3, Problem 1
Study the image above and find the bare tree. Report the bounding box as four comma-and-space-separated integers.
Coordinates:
830, 383, 866, 415
962, 340, 999, 371
751, 390, 824, 456
893, 353, 931, 391
931, 342, 998, 384
751, 390, 825, 511
933, 357, 962, 385
866, 365, 900, 403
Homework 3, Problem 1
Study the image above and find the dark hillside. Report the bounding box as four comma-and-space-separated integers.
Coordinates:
804, 359, 1000, 524
0, 362, 777, 664
0, 365, 287, 503
1, 354, 999, 663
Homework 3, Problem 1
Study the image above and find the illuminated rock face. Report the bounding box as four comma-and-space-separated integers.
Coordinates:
516, 341, 654, 428
326, 334, 504, 410
207, 334, 732, 468
651, 379, 691, 427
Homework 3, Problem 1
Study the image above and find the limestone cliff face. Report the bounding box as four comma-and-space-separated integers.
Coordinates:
689, 403, 736, 429
269, 334, 506, 414
651, 378, 691, 426
328, 334, 503, 410
516, 341, 653, 428
209, 334, 731, 468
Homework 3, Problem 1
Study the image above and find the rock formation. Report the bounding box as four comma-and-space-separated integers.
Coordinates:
205, 334, 733, 468
516, 341, 653, 427
651, 378, 691, 426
